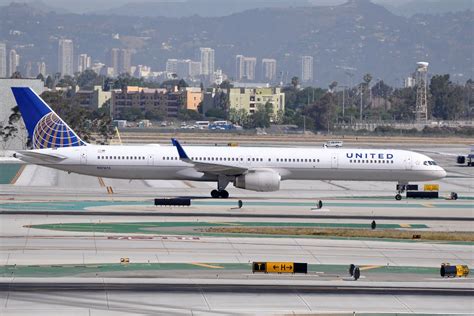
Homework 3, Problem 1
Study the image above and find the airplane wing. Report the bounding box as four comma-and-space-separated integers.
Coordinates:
15, 150, 67, 163
171, 138, 247, 176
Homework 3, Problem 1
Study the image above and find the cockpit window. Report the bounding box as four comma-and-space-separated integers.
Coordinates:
424, 161, 438, 166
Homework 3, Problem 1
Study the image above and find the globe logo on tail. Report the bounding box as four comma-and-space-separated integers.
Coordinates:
32, 112, 85, 149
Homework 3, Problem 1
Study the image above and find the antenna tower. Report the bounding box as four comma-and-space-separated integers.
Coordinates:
414, 62, 429, 121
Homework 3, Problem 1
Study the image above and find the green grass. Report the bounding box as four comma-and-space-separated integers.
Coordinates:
0, 262, 438, 277
28, 221, 428, 234
0, 164, 21, 184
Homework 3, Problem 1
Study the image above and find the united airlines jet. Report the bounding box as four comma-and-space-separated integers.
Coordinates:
11, 87, 446, 199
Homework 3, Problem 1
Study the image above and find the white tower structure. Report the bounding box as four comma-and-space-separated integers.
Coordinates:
414, 61, 429, 121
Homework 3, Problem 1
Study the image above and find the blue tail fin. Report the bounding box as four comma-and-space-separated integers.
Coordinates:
11, 87, 87, 149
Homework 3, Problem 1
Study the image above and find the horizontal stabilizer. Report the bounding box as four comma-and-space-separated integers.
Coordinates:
16, 150, 67, 163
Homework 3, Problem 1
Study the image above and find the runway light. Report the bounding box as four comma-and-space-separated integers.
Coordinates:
120, 257, 130, 264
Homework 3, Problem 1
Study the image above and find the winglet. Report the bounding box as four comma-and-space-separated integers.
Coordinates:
171, 138, 190, 160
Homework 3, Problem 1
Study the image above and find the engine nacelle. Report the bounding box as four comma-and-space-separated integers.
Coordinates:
234, 170, 280, 192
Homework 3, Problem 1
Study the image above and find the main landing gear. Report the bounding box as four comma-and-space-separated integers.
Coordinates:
211, 189, 229, 199
210, 175, 230, 199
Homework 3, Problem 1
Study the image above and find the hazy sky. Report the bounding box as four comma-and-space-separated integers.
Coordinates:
0, 0, 418, 13
0, 0, 464, 14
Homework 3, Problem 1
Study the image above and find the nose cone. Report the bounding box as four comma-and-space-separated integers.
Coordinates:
436, 167, 447, 179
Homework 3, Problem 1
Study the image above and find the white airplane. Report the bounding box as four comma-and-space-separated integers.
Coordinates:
11, 87, 446, 199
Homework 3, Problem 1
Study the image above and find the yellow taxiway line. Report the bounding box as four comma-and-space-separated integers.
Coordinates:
189, 262, 224, 269
359, 265, 382, 271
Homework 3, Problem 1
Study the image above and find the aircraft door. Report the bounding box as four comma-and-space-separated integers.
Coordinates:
404, 155, 412, 170
245, 155, 252, 165
148, 154, 154, 166
80, 150, 87, 165
331, 153, 338, 169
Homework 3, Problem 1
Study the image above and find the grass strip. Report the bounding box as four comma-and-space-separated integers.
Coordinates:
204, 227, 474, 242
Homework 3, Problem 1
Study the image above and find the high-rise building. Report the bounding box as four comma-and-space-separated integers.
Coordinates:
108, 48, 120, 76
235, 55, 257, 81
0, 43, 6, 78
199, 47, 215, 76
58, 39, 74, 77
169, 59, 202, 79
108, 48, 132, 75
37, 62, 46, 77
243, 57, 256, 81
166, 59, 178, 74
25, 61, 33, 78
189, 61, 202, 78
235, 55, 245, 81
119, 49, 132, 74
261, 58, 277, 82
301, 55, 313, 83
8, 49, 20, 77
78, 54, 91, 72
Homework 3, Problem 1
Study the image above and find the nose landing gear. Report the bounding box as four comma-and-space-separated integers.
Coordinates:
395, 183, 409, 201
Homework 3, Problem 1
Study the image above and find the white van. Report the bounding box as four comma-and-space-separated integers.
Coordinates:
324, 140, 343, 148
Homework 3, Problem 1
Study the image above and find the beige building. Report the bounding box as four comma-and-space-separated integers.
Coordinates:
76, 85, 112, 110
183, 87, 202, 111
228, 87, 285, 118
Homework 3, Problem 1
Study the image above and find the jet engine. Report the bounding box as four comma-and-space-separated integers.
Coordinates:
234, 170, 280, 192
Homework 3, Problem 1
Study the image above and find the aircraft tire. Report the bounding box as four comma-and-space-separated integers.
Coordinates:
220, 190, 229, 198
211, 190, 220, 198
395, 194, 402, 201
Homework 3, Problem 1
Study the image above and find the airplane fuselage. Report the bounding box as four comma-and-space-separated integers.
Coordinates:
17, 144, 447, 184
